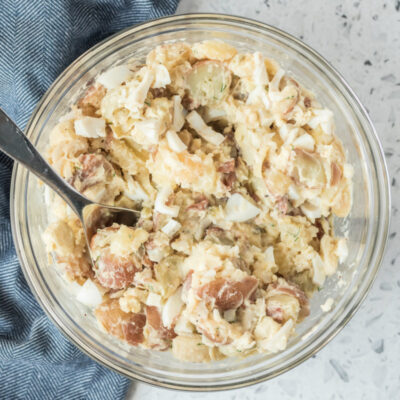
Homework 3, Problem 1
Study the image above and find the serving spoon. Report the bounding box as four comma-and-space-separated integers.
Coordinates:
0, 108, 140, 266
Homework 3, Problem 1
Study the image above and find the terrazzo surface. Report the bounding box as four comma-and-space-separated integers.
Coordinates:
128, 1, 399, 398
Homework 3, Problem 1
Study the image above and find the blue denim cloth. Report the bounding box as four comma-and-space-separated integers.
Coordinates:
0, 1, 179, 398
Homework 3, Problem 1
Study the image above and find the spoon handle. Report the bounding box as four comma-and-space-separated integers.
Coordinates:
0, 108, 89, 216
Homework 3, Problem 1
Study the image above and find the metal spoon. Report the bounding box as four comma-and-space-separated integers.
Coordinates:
0, 108, 140, 266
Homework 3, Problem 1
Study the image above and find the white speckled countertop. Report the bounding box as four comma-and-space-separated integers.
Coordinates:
128, 1, 399, 398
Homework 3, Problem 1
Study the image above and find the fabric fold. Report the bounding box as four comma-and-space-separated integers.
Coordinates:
0, 1, 179, 398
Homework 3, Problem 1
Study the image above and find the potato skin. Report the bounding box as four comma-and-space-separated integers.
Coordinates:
95, 299, 146, 346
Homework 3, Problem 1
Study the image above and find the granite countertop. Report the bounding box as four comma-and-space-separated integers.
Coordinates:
128, 1, 399, 398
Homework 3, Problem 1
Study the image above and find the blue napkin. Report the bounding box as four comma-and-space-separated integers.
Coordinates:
0, 1, 179, 398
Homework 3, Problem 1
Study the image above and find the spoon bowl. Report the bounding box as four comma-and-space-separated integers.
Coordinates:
0, 108, 140, 269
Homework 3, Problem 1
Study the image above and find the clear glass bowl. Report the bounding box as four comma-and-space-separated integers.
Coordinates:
10, 14, 390, 391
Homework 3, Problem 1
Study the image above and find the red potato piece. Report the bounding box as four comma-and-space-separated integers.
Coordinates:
57, 256, 92, 285
197, 324, 232, 345
70, 153, 114, 192
78, 84, 107, 116
186, 198, 209, 211
146, 306, 177, 340
95, 299, 146, 346
79, 153, 113, 181
218, 160, 235, 173
234, 276, 259, 302
199, 278, 243, 311
276, 196, 289, 215
93, 249, 138, 290
266, 304, 284, 324
198, 276, 258, 311
218, 159, 236, 190
79, 84, 107, 109
268, 281, 310, 319
221, 171, 236, 190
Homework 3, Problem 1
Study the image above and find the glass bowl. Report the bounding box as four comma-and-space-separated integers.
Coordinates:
10, 14, 390, 391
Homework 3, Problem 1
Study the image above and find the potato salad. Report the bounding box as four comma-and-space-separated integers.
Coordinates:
43, 40, 352, 362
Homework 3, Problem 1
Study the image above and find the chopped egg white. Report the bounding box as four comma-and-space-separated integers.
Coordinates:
301, 200, 322, 221
77, 279, 103, 307
172, 95, 185, 131
152, 64, 171, 88
308, 109, 334, 135
225, 193, 260, 222
161, 219, 181, 237
174, 314, 194, 334
126, 68, 154, 109
202, 107, 226, 122
186, 110, 225, 146
132, 119, 164, 146
147, 247, 167, 263
293, 133, 315, 151
246, 86, 270, 109
97, 65, 133, 89
253, 52, 269, 86
146, 292, 162, 308
288, 184, 301, 201
124, 176, 149, 202
154, 187, 180, 217
162, 287, 184, 328
166, 129, 187, 153
74, 117, 106, 138
269, 68, 285, 92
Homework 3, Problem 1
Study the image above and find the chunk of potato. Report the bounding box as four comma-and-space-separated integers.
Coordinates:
192, 40, 237, 61
186, 61, 232, 109
291, 149, 326, 189
266, 293, 300, 323
146, 42, 193, 70
198, 276, 258, 311
264, 168, 292, 197
95, 299, 146, 346
153, 255, 183, 298
172, 334, 222, 363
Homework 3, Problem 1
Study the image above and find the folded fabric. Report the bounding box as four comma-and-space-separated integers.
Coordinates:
0, 1, 179, 399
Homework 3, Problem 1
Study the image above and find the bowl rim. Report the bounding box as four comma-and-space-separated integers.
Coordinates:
10, 13, 391, 391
